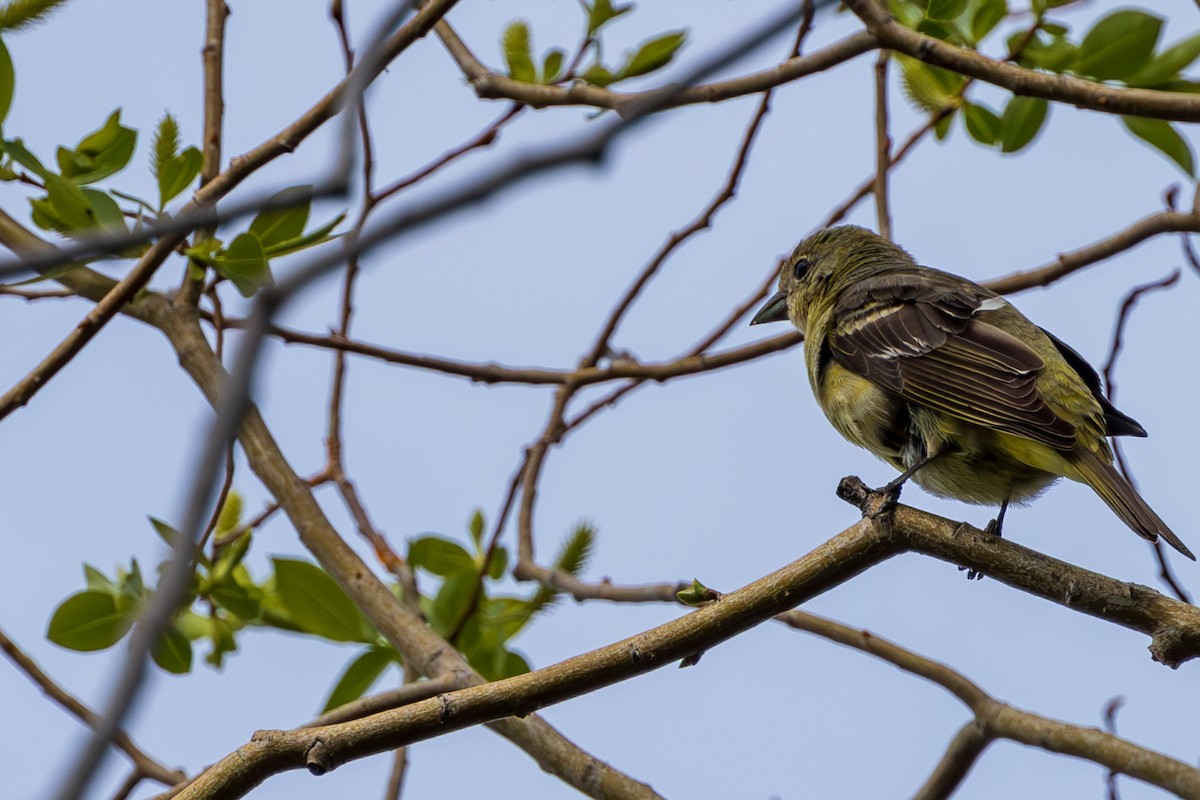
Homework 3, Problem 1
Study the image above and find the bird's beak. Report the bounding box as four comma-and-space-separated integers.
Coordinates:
750, 291, 789, 325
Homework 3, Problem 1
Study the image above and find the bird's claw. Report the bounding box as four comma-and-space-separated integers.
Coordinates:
836, 475, 901, 518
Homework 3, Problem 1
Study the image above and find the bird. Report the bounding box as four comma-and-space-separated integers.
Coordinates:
750, 224, 1193, 560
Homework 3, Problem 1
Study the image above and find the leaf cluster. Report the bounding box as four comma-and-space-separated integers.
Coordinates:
501, 2, 686, 89
893, 2, 1199, 176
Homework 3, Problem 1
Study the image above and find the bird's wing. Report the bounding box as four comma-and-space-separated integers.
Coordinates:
828, 271, 1077, 450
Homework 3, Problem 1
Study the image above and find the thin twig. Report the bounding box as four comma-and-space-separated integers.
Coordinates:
873, 50, 892, 240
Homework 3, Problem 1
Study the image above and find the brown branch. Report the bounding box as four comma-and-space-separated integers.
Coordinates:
173, 489, 1200, 799
846, 0, 1200, 122
0, 230, 184, 421
0, 285, 74, 300
434, 22, 878, 113
983, 209, 1200, 294
375, 104, 524, 203
776, 610, 1199, 799
873, 51, 892, 240
0, 626, 184, 787
152, 305, 662, 800
306, 675, 456, 728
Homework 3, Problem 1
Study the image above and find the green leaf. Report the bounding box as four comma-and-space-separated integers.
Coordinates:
152, 113, 180, 180
485, 546, 508, 580
677, 578, 719, 606
210, 580, 262, 621
408, 536, 475, 577
1073, 10, 1162, 82
249, 185, 311, 248
1128, 33, 1200, 87
272, 558, 371, 642
963, 102, 1001, 146
79, 188, 127, 232
616, 31, 685, 81
152, 625, 193, 674
585, 0, 632, 37
321, 647, 395, 712
998, 95, 1047, 153
215, 492, 243, 537
503, 21, 536, 83
1015, 33, 1078, 73
468, 509, 485, 551
59, 109, 137, 184
211, 529, 252, 584
46, 591, 132, 651
2, 137, 49, 178
579, 63, 615, 87
926, 0, 967, 21
214, 232, 269, 297
933, 112, 954, 140
83, 564, 116, 593
0, 0, 72, 32
204, 616, 238, 668
969, 0, 1006, 43
541, 48, 564, 84
896, 54, 965, 114
1121, 115, 1195, 177
428, 571, 475, 636
0, 39, 13, 129
157, 147, 201, 209
260, 211, 345, 258
495, 649, 530, 679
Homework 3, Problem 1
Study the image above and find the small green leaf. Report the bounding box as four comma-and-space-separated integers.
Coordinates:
152, 113, 180, 180
47, 591, 132, 651
999, 95, 1047, 153
0, 0, 72, 32
541, 48, 564, 84
408, 536, 475, 577
579, 63, 615, 87
1128, 33, 1200, 87
676, 578, 719, 606
215, 492, 243, 537
1073, 10, 1162, 82
616, 31, 685, 81
321, 647, 395, 712
83, 564, 116, 593
260, 211, 345, 258
428, 572, 475, 636
273, 558, 372, 643
157, 147, 201, 209
503, 21, 536, 83
211, 529, 252, 584
585, 0, 632, 37
249, 185, 312, 248
79, 189, 127, 232
468, 509, 485, 550
494, 649, 530, 679
926, 0, 967, 21
1121, 115, 1195, 177
485, 546, 508, 580
214, 232, 269, 297
2, 137, 49, 178
60, 110, 137, 184
970, 0, 1007, 43
963, 102, 1001, 146
896, 54, 965, 114
0, 39, 13, 129
152, 625, 193, 674
210, 580, 262, 621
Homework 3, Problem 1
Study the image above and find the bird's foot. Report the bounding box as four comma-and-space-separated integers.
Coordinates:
957, 564, 986, 581
982, 517, 1004, 538
836, 475, 901, 519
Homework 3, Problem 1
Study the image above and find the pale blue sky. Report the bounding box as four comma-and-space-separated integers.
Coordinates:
2, 1, 1199, 798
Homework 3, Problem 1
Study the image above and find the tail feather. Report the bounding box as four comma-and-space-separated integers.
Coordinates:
1076, 450, 1195, 561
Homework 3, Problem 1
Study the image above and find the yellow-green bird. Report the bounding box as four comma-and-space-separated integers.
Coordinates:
751, 225, 1194, 560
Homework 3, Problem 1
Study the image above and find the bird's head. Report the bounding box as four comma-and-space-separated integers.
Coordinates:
750, 225, 914, 332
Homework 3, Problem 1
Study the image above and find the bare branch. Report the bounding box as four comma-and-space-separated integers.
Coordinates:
0, 627, 183, 787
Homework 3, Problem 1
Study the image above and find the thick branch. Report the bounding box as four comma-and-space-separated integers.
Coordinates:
847, 0, 1200, 122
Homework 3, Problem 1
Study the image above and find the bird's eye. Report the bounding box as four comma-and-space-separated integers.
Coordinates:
792, 258, 810, 281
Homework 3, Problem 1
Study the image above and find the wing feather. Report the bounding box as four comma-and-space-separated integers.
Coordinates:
829, 272, 1077, 450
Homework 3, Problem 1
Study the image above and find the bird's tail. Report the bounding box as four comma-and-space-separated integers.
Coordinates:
1076, 450, 1195, 560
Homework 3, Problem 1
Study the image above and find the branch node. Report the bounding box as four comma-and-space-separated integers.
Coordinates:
304, 737, 332, 775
